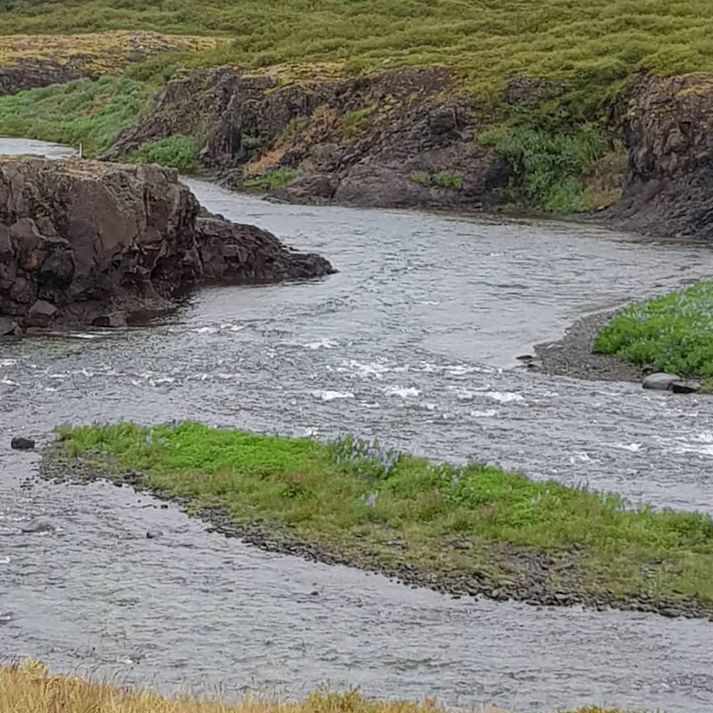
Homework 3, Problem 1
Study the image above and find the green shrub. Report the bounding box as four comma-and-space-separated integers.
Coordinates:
481, 124, 609, 213
342, 107, 372, 137
125, 135, 199, 170
433, 170, 463, 190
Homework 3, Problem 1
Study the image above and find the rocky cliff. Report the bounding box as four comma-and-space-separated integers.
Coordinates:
104, 67, 510, 210
606, 73, 713, 240
0, 157, 332, 333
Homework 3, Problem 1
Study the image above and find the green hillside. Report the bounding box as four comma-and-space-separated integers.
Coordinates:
3, 0, 713, 97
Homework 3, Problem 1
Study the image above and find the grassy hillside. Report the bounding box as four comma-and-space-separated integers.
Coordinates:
3, 0, 713, 99
0, 77, 153, 155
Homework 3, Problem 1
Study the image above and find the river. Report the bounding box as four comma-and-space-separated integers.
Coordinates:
1, 138, 712, 712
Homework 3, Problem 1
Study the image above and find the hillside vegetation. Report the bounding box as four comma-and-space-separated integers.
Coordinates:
4, 0, 713, 100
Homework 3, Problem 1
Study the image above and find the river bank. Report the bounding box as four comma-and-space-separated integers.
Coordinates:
535, 311, 644, 383
0, 662, 640, 713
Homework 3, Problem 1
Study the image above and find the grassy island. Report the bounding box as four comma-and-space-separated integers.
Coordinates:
47, 422, 713, 619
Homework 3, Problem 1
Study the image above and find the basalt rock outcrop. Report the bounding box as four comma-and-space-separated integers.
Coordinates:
607, 73, 713, 240
0, 156, 333, 330
104, 67, 510, 210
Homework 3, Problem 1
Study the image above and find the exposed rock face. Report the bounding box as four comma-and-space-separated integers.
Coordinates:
104, 67, 510, 210
0, 62, 80, 96
0, 157, 333, 330
607, 74, 713, 239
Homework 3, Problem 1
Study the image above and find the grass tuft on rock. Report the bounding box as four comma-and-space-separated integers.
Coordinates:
124, 134, 200, 171
596, 281, 713, 377
0, 660, 646, 713
54, 422, 713, 615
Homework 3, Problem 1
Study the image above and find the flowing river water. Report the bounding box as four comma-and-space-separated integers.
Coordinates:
1, 138, 713, 712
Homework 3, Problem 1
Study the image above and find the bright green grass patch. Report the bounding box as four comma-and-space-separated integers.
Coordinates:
124, 134, 199, 171
243, 167, 300, 191
480, 123, 610, 213
56, 422, 713, 609
0, 76, 152, 157
433, 171, 463, 191
596, 281, 713, 377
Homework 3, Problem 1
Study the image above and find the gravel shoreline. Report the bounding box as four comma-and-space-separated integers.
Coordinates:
39, 446, 711, 621
534, 310, 644, 383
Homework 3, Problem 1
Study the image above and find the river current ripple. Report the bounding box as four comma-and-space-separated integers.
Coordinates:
1, 139, 712, 712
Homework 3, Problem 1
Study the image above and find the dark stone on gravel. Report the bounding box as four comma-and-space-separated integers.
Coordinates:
11, 437, 35, 450
669, 380, 700, 394
643, 372, 680, 391
145, 530, 162, 539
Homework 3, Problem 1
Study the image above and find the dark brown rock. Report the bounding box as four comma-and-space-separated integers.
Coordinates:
27, 299, 58, 327
0, 157, 333, 330
0, 317, 19, 336
11, 437, 35, 450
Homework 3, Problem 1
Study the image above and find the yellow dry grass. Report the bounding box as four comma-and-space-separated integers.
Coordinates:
0, 661, 646, 713
0, 31, 222, 72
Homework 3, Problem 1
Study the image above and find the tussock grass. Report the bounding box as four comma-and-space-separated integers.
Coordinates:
55, 422, 713, 611
4, 1, 713, 99
0, 661, 649, 713
596, 281, 713, 377
0, 76, 152, 156
0, 31, 219, 72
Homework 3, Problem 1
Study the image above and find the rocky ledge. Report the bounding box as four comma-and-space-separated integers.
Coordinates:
0, 156, 333, 332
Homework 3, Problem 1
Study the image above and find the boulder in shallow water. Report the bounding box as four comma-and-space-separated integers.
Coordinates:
11, 437, 35, 450
642, 373, 680, 391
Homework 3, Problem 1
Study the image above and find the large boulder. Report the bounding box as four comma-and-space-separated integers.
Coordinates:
0, 156, 333, 330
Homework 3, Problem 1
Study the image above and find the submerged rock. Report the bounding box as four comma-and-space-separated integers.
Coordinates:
0, 157, 333, 330
20, 520, 54, 534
